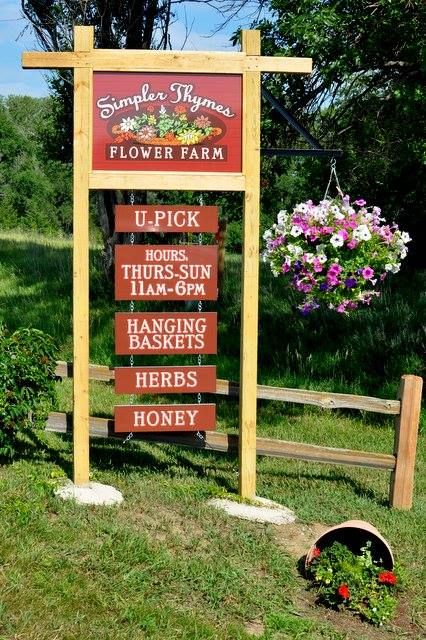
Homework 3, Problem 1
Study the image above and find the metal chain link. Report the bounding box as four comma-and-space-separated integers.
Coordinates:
324, 158, 344, 200
196, 195, 205, 443
124, 190, 136, 445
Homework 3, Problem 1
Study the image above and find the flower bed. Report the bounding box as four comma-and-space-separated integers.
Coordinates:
262, 196, 411, 314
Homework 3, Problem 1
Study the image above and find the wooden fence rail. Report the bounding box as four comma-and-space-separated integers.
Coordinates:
49, 361, 423, 509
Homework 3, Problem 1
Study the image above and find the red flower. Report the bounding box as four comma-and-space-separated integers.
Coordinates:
378, 571, 397, 585
174, 105, 187, 114
337, 584, 350, 599
312, 546, 321, 559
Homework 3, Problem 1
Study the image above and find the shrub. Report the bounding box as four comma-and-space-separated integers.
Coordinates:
0, 325, 57, 459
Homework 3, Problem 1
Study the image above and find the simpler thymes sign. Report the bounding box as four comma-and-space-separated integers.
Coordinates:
93, 73, 242, 172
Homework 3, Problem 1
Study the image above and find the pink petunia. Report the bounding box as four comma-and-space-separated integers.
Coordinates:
362, 266, 375, 280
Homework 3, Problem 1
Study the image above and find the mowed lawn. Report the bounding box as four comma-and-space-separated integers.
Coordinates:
0, 231, 425, 639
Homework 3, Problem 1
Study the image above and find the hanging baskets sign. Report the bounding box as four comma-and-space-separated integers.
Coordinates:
93, 72, 242, 172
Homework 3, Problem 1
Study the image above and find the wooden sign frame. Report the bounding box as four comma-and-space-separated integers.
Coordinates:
23, 28, 311, 498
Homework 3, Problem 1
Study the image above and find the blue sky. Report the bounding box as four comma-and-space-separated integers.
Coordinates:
0, 0, 263, 97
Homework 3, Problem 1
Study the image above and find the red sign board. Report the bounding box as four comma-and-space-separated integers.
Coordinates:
115, 312, 217, 355
115, 403, 216, 432
115, 205, 219, 233
115, 244, 218, 300
115, 365, 217, 395
93, 72, 242, 172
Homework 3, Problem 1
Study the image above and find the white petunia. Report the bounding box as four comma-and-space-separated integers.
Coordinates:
385, 263, 401, 273
263, 230, 273, 240
353, 224, 372, 241
401, 231, 412, 243
330, 233, 344, 248
277, 210, 288, 225
290, 224, 303, 237
287, 244, 303, 257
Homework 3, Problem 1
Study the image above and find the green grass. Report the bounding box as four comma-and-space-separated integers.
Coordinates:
1, 230, 425, 638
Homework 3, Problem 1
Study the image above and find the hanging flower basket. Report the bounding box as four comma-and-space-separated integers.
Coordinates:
262, 195, 411, 315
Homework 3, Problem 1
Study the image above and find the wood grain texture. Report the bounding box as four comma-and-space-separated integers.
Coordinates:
389, 375, 423, 509
22, 49, 312, 74
46, 412, 396, 471
89, 171, 245, 192
239, 30, 262, 500
54, 361, 401, 414
72, 26, 93, 486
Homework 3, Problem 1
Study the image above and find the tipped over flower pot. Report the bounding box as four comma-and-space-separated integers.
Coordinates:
305, 519, 394, 570
305, 520, 398, 626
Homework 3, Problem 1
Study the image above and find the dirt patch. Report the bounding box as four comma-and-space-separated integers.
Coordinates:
273, 521, 329, 561
272, 521, 425, 640
244, 619, 265, 637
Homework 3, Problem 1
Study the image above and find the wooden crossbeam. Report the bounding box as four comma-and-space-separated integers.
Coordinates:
23, 50, 312, 74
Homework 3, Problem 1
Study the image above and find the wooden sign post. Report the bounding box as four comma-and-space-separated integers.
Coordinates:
23, 28, 311, 498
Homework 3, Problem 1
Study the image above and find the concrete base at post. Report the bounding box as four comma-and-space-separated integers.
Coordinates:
207, 496, 296, 524
55, 481, 124, 506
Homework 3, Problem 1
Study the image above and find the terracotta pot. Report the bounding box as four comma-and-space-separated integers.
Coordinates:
305, 520, 394, 570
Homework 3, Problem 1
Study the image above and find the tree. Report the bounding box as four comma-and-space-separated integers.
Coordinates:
0, 96, 72, 233
20, 0, 266, 270
251, 0, 425, 263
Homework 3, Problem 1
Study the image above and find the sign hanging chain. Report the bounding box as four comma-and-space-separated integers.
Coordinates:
123, 189, 135, 445
196, 195, 205, 444
323, 158, 344, 200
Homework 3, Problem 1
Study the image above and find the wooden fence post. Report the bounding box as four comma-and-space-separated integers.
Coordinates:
389, 375, 423, 509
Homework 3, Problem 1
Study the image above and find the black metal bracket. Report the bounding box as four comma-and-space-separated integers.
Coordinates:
261, 86, 343, 159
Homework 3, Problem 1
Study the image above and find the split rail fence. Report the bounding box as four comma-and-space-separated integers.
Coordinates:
47, 362, 423, 510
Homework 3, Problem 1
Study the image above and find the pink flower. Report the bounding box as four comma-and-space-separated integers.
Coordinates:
354, 198, 366, 206
338, 229, 349, 241
347, 239, 358, 250
313, 258, 323, 273
328, 263, 342, 276
362, 266, 375, 280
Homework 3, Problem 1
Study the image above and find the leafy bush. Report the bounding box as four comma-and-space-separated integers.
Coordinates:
0, 325, 57, 459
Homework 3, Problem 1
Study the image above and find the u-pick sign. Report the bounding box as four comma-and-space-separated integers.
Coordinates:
115, 244, 218, 300
115, 205, 219, 233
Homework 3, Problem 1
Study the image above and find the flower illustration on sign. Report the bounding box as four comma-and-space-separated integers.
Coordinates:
110, 104, 223, 146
